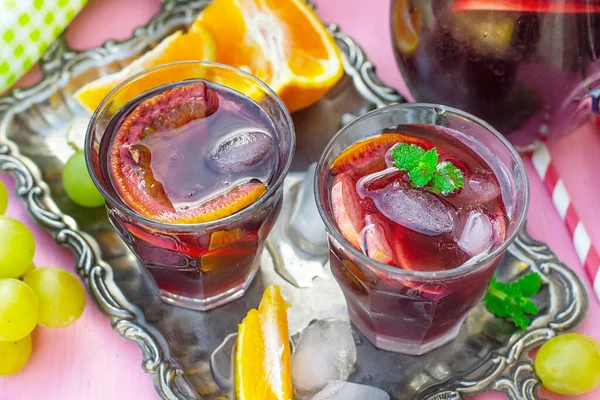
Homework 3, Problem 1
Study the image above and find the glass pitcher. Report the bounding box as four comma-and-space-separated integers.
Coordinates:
391, 0, 600, 148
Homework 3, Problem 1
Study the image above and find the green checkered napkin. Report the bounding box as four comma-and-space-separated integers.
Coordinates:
0, 0, 88, 93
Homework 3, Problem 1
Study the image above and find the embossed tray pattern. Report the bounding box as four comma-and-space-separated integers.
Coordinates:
0, 1, 588, 399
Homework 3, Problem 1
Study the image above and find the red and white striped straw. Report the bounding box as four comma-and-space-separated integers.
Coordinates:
531, 141, 600, 300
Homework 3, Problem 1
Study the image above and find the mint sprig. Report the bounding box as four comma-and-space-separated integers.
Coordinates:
391, 143, 464, 195
483, 273, 542, 329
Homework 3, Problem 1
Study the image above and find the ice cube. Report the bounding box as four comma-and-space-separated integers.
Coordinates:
459, 174, 501, 206
205, 129, 273, 174
458, 211, 493, 257
292, 319, 357, 398
370, 184, 456, 235
312, 381, 390, 400
288, 163, 328, 255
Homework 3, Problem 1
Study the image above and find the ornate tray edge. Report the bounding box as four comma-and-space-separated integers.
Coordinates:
0, 1, 404, 399
0, 1, 589, 399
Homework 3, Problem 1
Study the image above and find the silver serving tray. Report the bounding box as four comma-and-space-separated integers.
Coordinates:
0, 1, 588, 399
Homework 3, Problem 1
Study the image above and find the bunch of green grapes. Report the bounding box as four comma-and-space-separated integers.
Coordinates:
0, 180, 87, 376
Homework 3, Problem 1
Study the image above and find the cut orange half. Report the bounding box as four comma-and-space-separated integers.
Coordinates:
74, 21, 217, 114
235, 285, 293, 400
197, 0, 344, 113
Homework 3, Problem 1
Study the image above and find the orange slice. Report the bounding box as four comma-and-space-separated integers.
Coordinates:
108, 81, 267, 224
197, 0, 344, 113
129, 180, 266, 225
330, 133, 433, 175
201, 231, 258, 273
235, 285, 293, 400
74, 21, 217, 113
391, 0, 422, 55
208, 228, 245, 251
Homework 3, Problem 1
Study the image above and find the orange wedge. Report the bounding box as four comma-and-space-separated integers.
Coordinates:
73, 21, 217, 113
197, 0, 344, 113
235, 285, 293, 400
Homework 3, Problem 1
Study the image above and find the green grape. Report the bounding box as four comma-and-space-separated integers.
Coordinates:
24, 267, 86, 328
0, 179, 7, 215
535, 333, 600, 395
0, 216, 35, 279
62, 151, 105, 208
0, 334, 32, 376
0, 278, 39, 341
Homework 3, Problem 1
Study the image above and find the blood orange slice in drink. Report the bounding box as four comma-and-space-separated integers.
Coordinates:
330, 133, 433, 175
111, 82, 267, 224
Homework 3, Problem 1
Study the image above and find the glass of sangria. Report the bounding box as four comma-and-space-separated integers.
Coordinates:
391, 0, 600, 148
85, 61, 295, 311
315, 103, 529, 355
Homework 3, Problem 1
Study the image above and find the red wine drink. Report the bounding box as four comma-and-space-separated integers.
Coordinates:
86, 62, 294, 311
316, 104, 528, 354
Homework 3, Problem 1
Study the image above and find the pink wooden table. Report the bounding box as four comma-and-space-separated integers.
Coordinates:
1, 0, 599, 399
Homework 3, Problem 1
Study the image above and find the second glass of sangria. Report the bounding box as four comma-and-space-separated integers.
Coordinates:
315, 104, 529, 355
85, 61, 295, 311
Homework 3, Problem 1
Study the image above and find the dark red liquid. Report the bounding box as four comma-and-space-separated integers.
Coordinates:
392, 0, 600, 145
99, 81, 281, 308
326, 124, 509, 353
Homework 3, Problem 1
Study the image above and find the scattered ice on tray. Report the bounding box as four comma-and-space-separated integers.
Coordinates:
288, 163, 328, 256
312, 380, 390, 400
292, 319, 356, 398
269, 170, 328, 288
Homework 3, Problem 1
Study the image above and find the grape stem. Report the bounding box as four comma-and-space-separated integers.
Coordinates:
65, 125, 81, 152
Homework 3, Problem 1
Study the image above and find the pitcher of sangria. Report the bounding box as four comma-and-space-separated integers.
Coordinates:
391, 0, 600, 147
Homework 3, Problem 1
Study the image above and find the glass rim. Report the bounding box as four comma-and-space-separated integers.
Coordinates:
85, 60, 296, 230
315, 102, 530, 281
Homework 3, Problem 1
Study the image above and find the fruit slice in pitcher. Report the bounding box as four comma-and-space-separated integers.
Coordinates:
452, 0, 600, 13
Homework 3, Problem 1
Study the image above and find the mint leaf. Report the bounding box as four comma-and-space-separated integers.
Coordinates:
409, 166, 433, 187
431, 161, 464, 195
421, 148, 439, 169
391, 143, 425, 171
513, 271, 541, 297
390, 142, 464, 195
483, 273, 542, 329
408, 149, 437, 187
